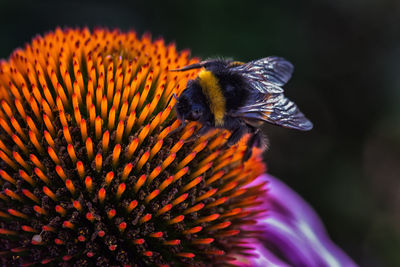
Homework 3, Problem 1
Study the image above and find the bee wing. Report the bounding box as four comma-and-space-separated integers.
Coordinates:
229, 57, 312, 130
230, 56, 294, 94
233, 93, 313, 131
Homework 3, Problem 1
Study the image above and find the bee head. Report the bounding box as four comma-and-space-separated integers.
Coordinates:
176, 81, 210, 123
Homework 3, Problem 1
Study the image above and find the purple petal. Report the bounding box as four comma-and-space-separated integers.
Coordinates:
232, 174, 357, 267
232, 241, 292, 267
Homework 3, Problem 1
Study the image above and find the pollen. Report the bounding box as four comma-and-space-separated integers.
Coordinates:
0, 28, 266, 266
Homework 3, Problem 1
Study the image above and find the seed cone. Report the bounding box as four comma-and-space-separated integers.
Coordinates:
0, 28, 266, 266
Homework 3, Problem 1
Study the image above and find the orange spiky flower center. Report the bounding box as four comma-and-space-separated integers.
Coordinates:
0, 28, 266, 266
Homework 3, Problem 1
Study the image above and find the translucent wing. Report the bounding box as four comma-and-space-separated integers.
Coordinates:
230, 56, 294, 94
233, 93, 313, 130
230, 57, 312, 130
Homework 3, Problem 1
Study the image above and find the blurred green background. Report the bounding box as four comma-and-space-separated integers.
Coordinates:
1, 0, 399, 266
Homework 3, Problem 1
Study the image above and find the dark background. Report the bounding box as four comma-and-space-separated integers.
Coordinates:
1, 0, 399, 266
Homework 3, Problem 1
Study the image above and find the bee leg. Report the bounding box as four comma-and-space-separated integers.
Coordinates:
165, 93, 178, 108
167, 119, 186, 138
226, 124, 248, 147
243, 128, 264, 161
184, 124, 212, 143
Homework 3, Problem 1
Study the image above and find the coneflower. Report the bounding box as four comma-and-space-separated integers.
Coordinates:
0, 28, 267, 266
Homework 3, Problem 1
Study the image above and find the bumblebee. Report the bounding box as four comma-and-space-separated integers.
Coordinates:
172, 57, 313, 160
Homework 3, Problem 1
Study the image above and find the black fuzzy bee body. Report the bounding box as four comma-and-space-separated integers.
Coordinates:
173, 57, 313, 160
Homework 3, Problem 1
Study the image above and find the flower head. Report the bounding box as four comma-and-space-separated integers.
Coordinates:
0, 28, 267, 266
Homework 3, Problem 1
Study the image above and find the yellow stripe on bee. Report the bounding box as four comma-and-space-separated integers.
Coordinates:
198, 70, 226, 126
228, 61, 245, 67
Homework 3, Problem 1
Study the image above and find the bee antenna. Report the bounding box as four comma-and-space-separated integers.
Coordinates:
169, 61, 209, 72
